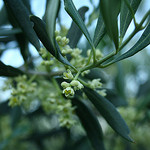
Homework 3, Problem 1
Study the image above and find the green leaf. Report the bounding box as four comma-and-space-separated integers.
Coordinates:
67, 6, 89, 48
0, 28, 22, 36
0, 5, 9, 26
105, 89, 127, 107
83, 87, 133, 142
0, 61, 23, 77
84, 68, 106, 83
93, 12, 106, 48
4, 0, 40, 51
72, 97, 105, 150
120, 0, 141, 38
46, 0, 60, 47
100, 0, 121, 49
112, 22, 150, 63
30, 15, 73, 67
64, 0, 93, 48
30, 15, 55, 56
10, 107, 22, 128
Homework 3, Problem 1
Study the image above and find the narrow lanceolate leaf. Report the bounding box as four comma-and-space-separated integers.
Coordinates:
100, 0, 121, 50
46, 0, 60, 47
72, 97, 105, 150
67, 6, 89, 48
64, 0, 93, 48
4, 0, 40, 51
0, 61, 23, 77
30, 16, 72, 67
83, 87, 133, 142
120, 0, 141, 38
0, 28, 22, 36
30, 16, 55, 56
112, 22, 150, 63
93, 12, 106, 48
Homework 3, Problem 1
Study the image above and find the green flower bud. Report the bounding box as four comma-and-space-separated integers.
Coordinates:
61, 81, 70, 89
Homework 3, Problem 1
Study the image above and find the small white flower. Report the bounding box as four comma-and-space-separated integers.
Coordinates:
89, 79, 102, 89
97, 89, 107, 97
63, 69, 73, 80
95, 49, 103, 60
63, 87, 74, 97
81, 70, 90, 76
70, 80, 84, 90
71, 48, 82, 57
62, 45, 73, 54
87, 49, 91, 56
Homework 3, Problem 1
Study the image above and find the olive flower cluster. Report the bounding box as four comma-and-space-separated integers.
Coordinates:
8, 75, 37, 107
61, 69, 84, 97
41, 92, 76, 128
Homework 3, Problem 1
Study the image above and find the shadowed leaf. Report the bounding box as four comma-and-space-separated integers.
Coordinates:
67, 6, 89, 48
93, 12, 106, 48
30, 15, 73, 67
72, 97, 105, 150
83, 87, 133, 142
64, 0, 93, 48
100, 0, 121, 49
0, 61, 23, 77
4, 0, 40, 51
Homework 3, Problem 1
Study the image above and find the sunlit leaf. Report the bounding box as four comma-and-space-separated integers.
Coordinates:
64, 0, 93, 48
4, 0, 40, 51
46, 0, 60, 47
67, 6, 89, 48
83, 87, 133, 142
100, 0, 121, 49
120, 0, 141, 38
72, 97, 105, 150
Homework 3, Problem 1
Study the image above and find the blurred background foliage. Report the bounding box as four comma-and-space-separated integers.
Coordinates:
0, 0, 150, 150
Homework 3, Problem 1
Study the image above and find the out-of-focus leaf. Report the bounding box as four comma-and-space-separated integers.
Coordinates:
46, 0, 60, 47
4, 0, 40, 51
16, 33, 34, 67
0, 28, 22, 36
0, 5, 9, 25
30, 16, 73, 67
67, 6, 89, 48
137, 80, 150, 97
105, 89, 127, 107
0, 101, 10, 115
10, 107, 22, 128
0, 61, 23, 77
112, 22, 150, 63
114, 63, 126, 99
72, 97, 105, 150
84, 68, 106, 83
93, 12, 106, 48
120, 0, 141, 38
83, 87, 133, 142
100, 0, 121, 49
64, 0, 93, 48
0, 126, 29, 149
